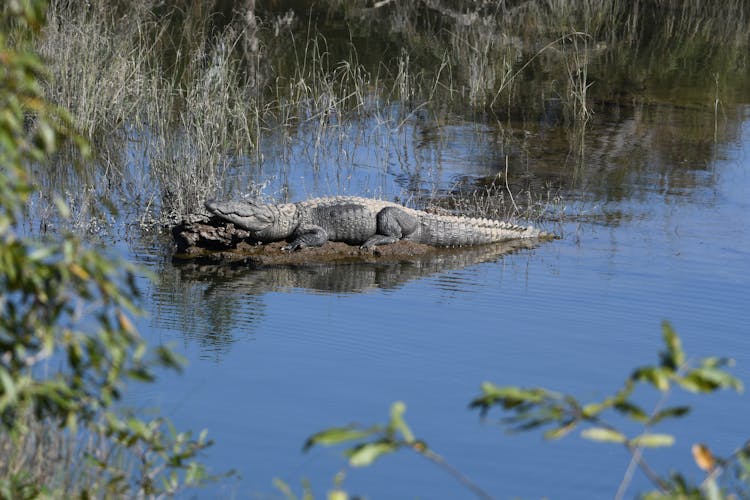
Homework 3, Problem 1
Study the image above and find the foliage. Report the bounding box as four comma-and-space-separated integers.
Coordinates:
273, 473, 348, 500
303, 323, 747, 499
303, 401, 493, 500
470, 321, 743, 498
1, 1, 218, 496
304, 401, 420, 468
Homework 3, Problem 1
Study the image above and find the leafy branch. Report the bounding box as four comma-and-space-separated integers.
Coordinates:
1, 1, 223, 496
299, 323, 747, 499
469, 322, 743, 498
303, 401, 493, 500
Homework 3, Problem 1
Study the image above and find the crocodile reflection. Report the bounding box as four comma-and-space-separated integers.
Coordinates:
175, 239, 538, 294
155, 240, 539, 359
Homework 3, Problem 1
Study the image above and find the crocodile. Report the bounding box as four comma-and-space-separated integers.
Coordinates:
204, 196, 552, 250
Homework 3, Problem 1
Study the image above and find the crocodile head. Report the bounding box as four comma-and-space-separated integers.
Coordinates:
204, 199, 276, 232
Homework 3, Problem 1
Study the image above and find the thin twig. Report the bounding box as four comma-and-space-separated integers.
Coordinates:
614, 385, 673, 499
416, 445, 495, 500
621, 442, 672, 494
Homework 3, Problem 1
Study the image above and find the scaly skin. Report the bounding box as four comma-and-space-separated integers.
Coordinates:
205, 196, 552, 250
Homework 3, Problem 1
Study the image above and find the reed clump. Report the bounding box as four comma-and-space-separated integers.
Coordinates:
31, 0, 750, 226
0, 414, 76, 497
0, 413, 133, 498
38, 0, 263, 221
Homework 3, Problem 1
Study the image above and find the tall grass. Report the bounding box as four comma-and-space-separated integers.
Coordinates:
0, 415, 76, 497
38, 0, 262, 221
0, 409, 214, 498
32, 0, 750, 226
0, 412, 130, 498
39, 1, 150, 136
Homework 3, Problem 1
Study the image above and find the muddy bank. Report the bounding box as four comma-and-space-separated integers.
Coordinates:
171, 215, 542, 266
174, 238, 446, 266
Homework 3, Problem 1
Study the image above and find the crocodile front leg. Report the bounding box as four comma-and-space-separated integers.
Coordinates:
361, 207, 419, 248
284, 224, 329, 251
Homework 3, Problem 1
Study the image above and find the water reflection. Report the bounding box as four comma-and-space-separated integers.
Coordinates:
441, 101, 744, 221
238, 97, 743, 221
154, 240, 539, 355
151, 259, 266, 361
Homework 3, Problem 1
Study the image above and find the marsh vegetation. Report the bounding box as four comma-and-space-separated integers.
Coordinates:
28, 0, 750, 230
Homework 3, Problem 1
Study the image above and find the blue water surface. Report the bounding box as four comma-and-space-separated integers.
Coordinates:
132, 105, 750, 499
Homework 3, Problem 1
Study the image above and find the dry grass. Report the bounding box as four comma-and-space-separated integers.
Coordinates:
29, 0, 750, 227
0, 413, 122, 498
39, 0, 262, 221
0, 416, 75, 497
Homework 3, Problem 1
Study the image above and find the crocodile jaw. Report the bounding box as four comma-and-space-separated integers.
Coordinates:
205, 200, 274, 232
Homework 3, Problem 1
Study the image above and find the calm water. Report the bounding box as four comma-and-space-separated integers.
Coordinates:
124, 101, 750, 499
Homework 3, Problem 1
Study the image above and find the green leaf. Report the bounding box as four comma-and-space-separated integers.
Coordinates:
37, 121, 56, 153
0, 368, 18, 406
613, 401, 649, 423
650, 406, 690, 424
581, 402, 605, 418
155, 346, 186, 372
126, 418, 153, 440
185, 462, 206, 485
690, 367, 743, 392
660, 321, 685, 369
544, 420, 578, 440
272, 478, 296, 500
509, 413, 561, 433
631, 366, 671, 391
478, 383, 550, 402
470, 383, 557, 414
126, 368, 155, 383
27, 245, 55, 261
389, 401, 414, 443
676, 366, 743, 394
328, 489, 348, 500
581, 427, 627, 443
346, 442, 397, 467
673, 375, 709, 393
629, 433, 675, 448
303, 426, 379, 451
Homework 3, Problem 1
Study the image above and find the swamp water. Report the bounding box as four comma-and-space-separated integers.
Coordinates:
130, 100, 749, 499
28, 4, 750, 498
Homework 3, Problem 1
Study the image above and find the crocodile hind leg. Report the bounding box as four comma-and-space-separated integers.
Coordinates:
284, 225, 328, 251
361, 207, 419, 248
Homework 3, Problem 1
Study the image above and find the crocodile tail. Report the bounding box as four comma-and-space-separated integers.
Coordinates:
416, 214, 550, 246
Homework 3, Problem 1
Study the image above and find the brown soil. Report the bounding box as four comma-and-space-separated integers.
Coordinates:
172, 239, 442, 266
